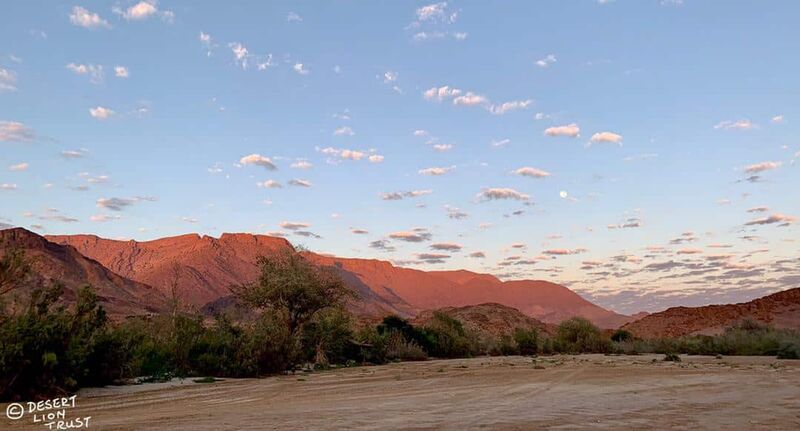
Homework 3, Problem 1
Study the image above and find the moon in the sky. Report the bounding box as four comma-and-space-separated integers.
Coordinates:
559, 191, 568, 199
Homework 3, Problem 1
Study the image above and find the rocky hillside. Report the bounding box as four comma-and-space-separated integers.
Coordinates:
0, 228, 164, 316
622, 288, 800, 338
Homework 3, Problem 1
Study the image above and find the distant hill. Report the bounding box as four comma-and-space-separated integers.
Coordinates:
0, 228, 163, 316
47, 231, 635, 327
412, 303, 551, 339
622, 288, 800, 338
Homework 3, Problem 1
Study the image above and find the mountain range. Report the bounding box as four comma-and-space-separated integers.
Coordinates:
2, 227, 797, 335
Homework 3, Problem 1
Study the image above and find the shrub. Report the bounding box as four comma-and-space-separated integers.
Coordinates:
663, 353, 681, 362
611, 329, 633, 343
553, 318, 611, 354
514, 328, 539, 356
384, 330, 428, 361
422, 312, 477, 358
776, 342, 799, 360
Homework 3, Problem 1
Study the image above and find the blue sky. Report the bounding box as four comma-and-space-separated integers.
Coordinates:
1, 1, 799, 313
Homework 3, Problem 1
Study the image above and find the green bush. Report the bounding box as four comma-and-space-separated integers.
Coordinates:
514, 328, 539, 356
422, 312, 477, 358
553, 318, 611, 354
384, 330, 428, 361
776, 342, 799, 359
611, 329, 633, 343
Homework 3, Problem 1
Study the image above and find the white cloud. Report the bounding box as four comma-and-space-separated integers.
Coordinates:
61, 149, 87, 159
0, 121, 35, 142
240, 154, 277, 170
181, 216, 198, 224
423, 86, 462, 101
744, 161, 781, 174
288, 179, 312, 187
114, 66, 129, 78
89, 106, 114, 120
8, 162, 28, 171
96, 196, 154, 211
536, 54, 557, 68
431, 242, 462, 252
544, 123, 580, 138
714, 119, 757, 130
69, 6, 111, 29
333, 126, 354, 136
418, 166, 454, 176
413, 130, 429, 137
416, 2, 449, 21
389, 230, 432, 242
368, 154, 384, 163
257, 180, 282, 189
488, 100, 533, 115
229, 43, 249, 69
290, 160, 313, 170
287, 12, 303, 22
771, 115, 784, 124
589, 131, 623, 146
1, 183, 17, 190
66, 63, 104, 83
432, 144, 452, 152
0, 68, 17, 92
744, 213, 796, 226
293, 63, 310, 75
381, 190, 432, 200
453, 92, 487, 107
512, 167, 550, 178
280, 221, 310, 230
383, 71, 398, 83
114, 0, 173, 22
491, 138, 510, 148
477, 188, 530, 201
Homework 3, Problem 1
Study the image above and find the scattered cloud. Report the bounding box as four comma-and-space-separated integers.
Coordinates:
445, 205, 468, 219
369, 240, 396, 252
333, 126, 354, 136
488, 100, 533, 115
240, 154, 277, 170
535, 54, 557, 68
288, 179, 312, 187
90, 214, 121, 222
8, 162, 28, 171
477, 187, 530, 201
61, 149, 87, 159
69, 6, 111, 29
771, 115, 784, 124
113, 0, 174, 22
0, 68, 17, 92
747, 206, 769, 213
512, 167, 550, 178
430, 242, 462, 252
293, 63, 310, 75
287, 12, 303, 22
89, 106, 114, 120
744, 161, 781, 174
544, 123, 580, 138
96, 196, 155, 211
1, 183, 17, 190
543, 248, 587, 256
744, 213, 796, 227
381, 189, 432, 201
256, 180, 282, 189
418, 166, 455, 176
290, 160, 313, 170
389, 229, 432, 242
66, 63, 104, 83
0, 121, 36, 143
114, 66, 129, 78
607, 218, 643, 229
714, 119, 757, 130
280, 221, 310, 230
469, 251, 486, 258
351, 228, 369, 235
589, 131, 623, 146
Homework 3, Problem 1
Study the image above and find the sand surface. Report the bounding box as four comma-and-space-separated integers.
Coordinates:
3, 354, 800, 430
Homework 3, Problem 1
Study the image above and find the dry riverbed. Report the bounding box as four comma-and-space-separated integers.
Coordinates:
3, 354, 800, 430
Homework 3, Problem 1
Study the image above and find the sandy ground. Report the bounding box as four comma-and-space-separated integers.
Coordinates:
3, 354, 800, 430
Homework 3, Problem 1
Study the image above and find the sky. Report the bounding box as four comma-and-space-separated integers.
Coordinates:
1, 1, 799, 314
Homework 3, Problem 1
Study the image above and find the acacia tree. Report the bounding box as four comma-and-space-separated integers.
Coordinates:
230, 249, 356, 337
